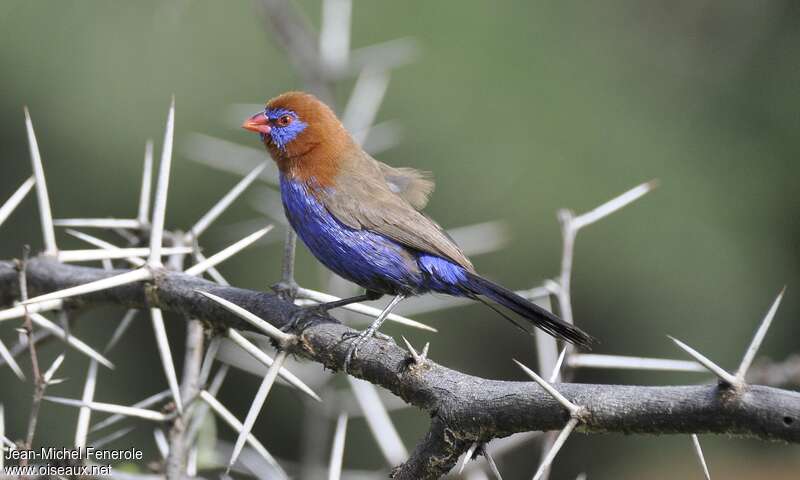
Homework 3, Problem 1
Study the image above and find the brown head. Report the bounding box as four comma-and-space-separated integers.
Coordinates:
242, 91, 353, 185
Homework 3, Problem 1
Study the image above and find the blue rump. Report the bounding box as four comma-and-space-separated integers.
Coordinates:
280, 176, 468, 296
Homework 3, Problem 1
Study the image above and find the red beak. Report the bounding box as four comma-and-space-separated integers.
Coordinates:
242, 112, 271, 135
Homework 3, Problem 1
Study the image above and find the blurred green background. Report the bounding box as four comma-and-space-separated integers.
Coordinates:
1, 1, 799, 478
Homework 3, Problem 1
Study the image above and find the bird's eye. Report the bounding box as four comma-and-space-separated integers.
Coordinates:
276, 114, 293, 127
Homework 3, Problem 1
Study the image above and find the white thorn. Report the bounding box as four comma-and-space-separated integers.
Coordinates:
483, 445, 503, 480
53, 218, 142, 229
572, 180, 657, 230
197, 291, 293, 345
75, 360, 98, 449
29, 313, 114, 369
0, 176, 35, 229
44, 396, 168, 422
57, 246, 192, 263
90, 426, 136, 449
65, 230, 145, 267
199, 390, 287, 477
567, 353, 706, 373
153, 428, 169, 459
89, 389, 170, 433
184, 226, 272, 276
514, 360, 580, 414
182, 133, 278, 184
187, 446, 198, 477
0, 300, 62, 323
189, 163, 267, 238
668, 336, 738, 386
328, 412, 349, 480
150, 308, 182, 414
549, 348, 567, 383
736, 287, 785, 382
532, 418, 579, 480
148, 96, 175, 267
21, 268, 152, 306
226, 349, 289, 472
458, 442, 479, 474
137, 140, 154, 225
24, 108, 58, 255
42, 353, 65, 384
198, 336, 222, 387
226, 329, 320, 401
691, 434, 711, 480
342, 67, 391, 143
104, 309, 138, 353
319, 0, 352, 74
0, 338, 26, 381
401, 336, 424, 364
347, 377, 408, 466
194, 251, 230, 285
296, 287, 437, 332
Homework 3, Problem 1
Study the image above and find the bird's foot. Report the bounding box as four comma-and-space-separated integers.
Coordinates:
271, 279, 299, 301
341, 328, 391, 373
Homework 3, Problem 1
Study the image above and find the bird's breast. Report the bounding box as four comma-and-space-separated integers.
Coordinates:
278, 176, 424, 294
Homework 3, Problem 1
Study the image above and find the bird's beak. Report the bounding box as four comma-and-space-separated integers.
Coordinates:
242, 112, 271, 135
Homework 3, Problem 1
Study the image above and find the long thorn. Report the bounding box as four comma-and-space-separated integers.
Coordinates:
104, 309, 139, 353
572, 180, 658, 230
150, 308, 182, 414
532, 418, 578, 480
137, 140, 154, 225
736, 287, 785, 381
148, 97, 175, 267
65, 229, 145, 267
0, 176, 35, 229
53, 218, 142, 229
226, 329, 320, 401
347, 377, 408, 465
197, 291, 293, 345
199, 390, 287, 478
42, 353, 65, 384
668, 336, 738, 386
514, 360, 579, 414
189, 163, 267, 238
21, 268, 152, 306
227, 350, 288, 473
691, 434, 711, 480
57, 246, 192, 263
75, 360, 98, 448
567, 353, 705, 373
25, 108, 58, 255
44, 396, 169, 422
89, 390, 170, 433
328, 412, 348, 480
457, 442, 479, 474
29, 313, 114, 369
184, 226, 272, 276
0, 338, 26, 381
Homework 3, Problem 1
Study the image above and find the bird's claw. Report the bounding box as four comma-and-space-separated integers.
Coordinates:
271, 280, 299, 301
342, 329, 389, 373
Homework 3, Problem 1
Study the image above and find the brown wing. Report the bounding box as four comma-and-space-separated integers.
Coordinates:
376, 161, 434, 210
318, 152, 474, 271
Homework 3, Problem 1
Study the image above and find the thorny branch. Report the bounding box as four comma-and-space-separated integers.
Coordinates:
1, 258, 798, 479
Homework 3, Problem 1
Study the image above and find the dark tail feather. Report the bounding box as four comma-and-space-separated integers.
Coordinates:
463, 272, 596, 348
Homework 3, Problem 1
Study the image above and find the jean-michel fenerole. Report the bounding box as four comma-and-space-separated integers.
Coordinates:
4, 446, 142, 462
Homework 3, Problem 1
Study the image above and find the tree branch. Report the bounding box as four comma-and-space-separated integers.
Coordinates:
2, 257, 799, 479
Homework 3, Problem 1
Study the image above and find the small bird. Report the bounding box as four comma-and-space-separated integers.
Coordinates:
243, 91, 594, 369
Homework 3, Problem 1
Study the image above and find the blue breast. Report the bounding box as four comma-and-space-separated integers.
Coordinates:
279, 176, 469, 295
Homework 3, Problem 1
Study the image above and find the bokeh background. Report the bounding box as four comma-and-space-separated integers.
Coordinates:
1, 1, 799, 478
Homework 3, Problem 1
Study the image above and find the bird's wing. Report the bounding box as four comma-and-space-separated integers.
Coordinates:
318, 154, 474, 271
375, 161, 434, 210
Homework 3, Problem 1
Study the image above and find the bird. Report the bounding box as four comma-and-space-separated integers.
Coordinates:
243, 91, 595, 370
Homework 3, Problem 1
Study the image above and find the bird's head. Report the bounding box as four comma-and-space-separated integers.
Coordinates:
243, 91, 352, 183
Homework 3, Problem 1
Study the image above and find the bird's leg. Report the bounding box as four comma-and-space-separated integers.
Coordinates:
344, 294, 405, 373
284, 290, 383, 333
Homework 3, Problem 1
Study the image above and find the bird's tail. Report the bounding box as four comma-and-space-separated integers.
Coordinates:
461, 272, 596, 348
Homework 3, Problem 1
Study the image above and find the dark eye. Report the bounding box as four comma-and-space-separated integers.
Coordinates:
276, 114, 293, 127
